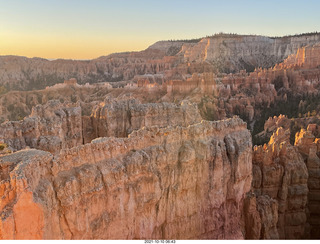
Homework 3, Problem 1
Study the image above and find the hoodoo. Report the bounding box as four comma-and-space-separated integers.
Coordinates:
1, 32, 320, 240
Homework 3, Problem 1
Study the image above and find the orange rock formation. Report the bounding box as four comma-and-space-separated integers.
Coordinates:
2, 33, 320, 91
1, 33, 320, 240
0, 118, 252, 239
295, 127, 320, 238
0, 100, 82, 154
245, 128, 309, 239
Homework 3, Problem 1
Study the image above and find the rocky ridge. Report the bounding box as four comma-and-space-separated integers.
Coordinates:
1, 33, 320, 91
1, 96, 320, 239
295, 128, 320, 238
0, 100, 82, 154
83, 98, 201, 142
1, 33, 320, 240
0, 98, 203, 154
0, 117, 252, 239
246, 128, 309, 239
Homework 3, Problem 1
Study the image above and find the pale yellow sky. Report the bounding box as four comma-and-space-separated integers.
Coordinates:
1, 0, 319, 60
0, 32, 153, 59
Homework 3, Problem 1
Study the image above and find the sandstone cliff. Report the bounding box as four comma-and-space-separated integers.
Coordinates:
0, 117, 252, 239
245, 128, 309, 239
83, 99, 202, 142
295, 128, 320, 238
2, 39, 320, 130
1, 32, 320, 240
181, 34, 320, 73
0, 100, 82, 154
0, 97, 204, 154
1, 33, 320, 91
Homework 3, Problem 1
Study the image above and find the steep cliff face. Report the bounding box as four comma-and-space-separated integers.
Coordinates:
1, 32, 320, 240
0, 49, 177, 90
0, 117, 252, 239
181, 34, 320, 72
295, 128, 320, 239
158, 42, 320, 127
1, 33, 320, 91
0, 97, 203, 153
244, 128, 309, 239
277, 43, 320, 69
83, 99, 202, 142
0, 100, 82, 154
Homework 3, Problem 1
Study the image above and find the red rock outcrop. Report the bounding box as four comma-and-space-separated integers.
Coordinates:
0, 100, 82, 154
2, 38, 320, 128
276, 43, 320, 70
1, 33, 320, 240
244, 128, 309, 239
0, 117, 252, 239
182, 34, 320, 73
295, 128, 320, 239
1, 33, 320, 91
254, 115, 291, 143
264, 115, 290, 132
83, 99, 202, 143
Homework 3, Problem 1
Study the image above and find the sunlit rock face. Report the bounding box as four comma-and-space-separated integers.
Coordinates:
2, 40, 320, 128
244, 128, 309, 239
182, 35, 320, 72
277, 43, 320, 69
0, 117, 252, 239
1, 33, 320, 240
295, 127, 320, 239
1, 34, 320, 90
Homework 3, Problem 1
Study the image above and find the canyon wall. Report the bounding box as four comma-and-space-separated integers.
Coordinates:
0, 117, 252, 239
0, 97, 204, 153
277, 43, 320, 69
246, 128, 309, 239
2, 41, 320, 127
1, 33, 320, 90
0, 100, 82, 154
181, 34, 320, 72
83, 99, 202, 142
244, 125, 320, 240
295, 128, 320, 238
1, 33, 320, 240
1, 98, 320, 239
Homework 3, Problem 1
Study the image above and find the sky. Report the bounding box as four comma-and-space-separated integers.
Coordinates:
0, 0, 319, 60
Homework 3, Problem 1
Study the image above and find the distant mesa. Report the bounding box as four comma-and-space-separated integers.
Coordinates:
1, 32, 320, 91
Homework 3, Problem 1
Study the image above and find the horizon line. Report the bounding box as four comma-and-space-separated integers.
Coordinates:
1, 31, 319, 61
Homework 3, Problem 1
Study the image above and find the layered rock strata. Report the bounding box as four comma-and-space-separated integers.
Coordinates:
245, 128, 309, 239
0, 98, 204, 153
0, 117, 252, 239
295, 128, 320, 239
0, 100, 82, 154
2, 41, 320, 127
1, 33, 320, 90
83, 99, 202, 142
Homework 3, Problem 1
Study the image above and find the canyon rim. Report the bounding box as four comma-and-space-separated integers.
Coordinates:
1, 1, 320, 239
1, 33, 320, 239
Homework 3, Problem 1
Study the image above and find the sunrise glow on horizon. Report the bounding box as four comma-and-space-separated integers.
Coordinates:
1, 0, 320, 60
